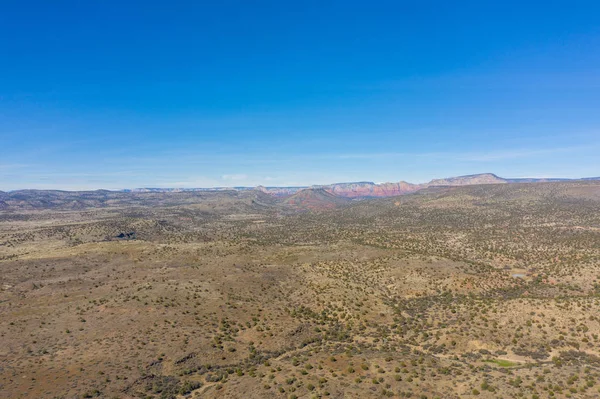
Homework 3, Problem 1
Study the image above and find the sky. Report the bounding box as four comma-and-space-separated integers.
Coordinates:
1, 1, 599, 190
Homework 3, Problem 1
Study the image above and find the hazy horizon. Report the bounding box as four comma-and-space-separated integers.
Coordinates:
3, 172, 600, 192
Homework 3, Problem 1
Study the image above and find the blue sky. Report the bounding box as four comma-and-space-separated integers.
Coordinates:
1, 1, 599, 190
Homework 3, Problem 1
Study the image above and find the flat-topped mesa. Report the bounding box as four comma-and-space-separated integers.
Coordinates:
426, 173, 507, 187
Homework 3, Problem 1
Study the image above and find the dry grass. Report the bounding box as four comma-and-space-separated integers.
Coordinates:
1, 182, 600, 398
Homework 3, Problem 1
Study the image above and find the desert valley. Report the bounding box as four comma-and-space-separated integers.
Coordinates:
2, 175, 600, 398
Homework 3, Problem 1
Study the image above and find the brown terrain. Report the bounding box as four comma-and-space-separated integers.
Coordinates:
2, 180, 600, 398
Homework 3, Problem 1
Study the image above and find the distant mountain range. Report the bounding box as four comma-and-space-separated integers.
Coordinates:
1, 173, 600, 212
2, 174, 599, 205
120, 173, 600, 199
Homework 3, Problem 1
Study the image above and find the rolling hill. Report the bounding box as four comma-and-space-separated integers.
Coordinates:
282, 187, 351, 210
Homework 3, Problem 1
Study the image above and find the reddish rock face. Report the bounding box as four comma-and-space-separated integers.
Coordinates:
255, 173, 558, 200
322, 174, 511, 198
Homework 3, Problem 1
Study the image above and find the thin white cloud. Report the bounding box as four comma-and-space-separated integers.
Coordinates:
221, 174, 248, 181
0, 163, 32, 171
306, 144, 597, 163
455, 145, 596, 162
